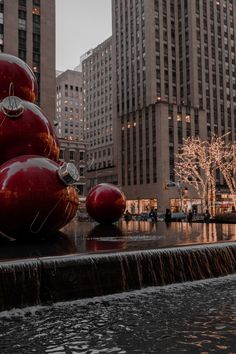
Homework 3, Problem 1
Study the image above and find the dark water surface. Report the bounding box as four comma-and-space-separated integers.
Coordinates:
1, 275, 236, 353
0, 220, 235, 261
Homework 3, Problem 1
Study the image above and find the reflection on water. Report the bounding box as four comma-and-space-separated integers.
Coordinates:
119, 220, 236, 244
0, 232, 77, 261
86, 224, 126, 252
1, 275, 236, 353
88, 224, 123, 238
0, 220, 235, 261
83, 221, 236, 254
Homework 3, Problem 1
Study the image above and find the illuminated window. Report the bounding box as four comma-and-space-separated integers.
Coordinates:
186, 115, 191, 123
32, 7, 40, 15
177, 115, 182, 121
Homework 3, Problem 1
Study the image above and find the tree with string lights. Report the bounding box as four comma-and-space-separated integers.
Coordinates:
209, 135, 236, 209
175, 137, 217, 214
175, 136, 236, 214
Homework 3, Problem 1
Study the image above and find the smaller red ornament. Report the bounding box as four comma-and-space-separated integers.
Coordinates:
86, 183, 126, 224
0, 53, 38, 103
0, 156, 79, 239
0, 96, 60, 164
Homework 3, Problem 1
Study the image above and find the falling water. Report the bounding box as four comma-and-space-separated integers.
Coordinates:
1, 242, 236, 310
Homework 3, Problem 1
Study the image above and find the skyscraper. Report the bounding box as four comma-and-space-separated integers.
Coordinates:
55, 69, 86, 196
0, 0, 55, 122
56, 69, 84, 142
82, 37, 118, 190
112, 0, 236, 212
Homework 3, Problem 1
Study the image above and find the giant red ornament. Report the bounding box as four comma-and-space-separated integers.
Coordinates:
86, 183, 126, 224
0, 53, 38, 103
0, 155, 79, 239
0, 96, 60, 165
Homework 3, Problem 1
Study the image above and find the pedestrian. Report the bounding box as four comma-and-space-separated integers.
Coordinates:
149, 208, 157, 222
124, 210, 132, 222
164, 208, 172, 223
187, 210, 193, 222
204, 209, 211, 223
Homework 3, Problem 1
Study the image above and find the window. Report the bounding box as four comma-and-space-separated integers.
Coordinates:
32, 7, 40, 15
59, 149, 65, 160
69, 150, 74, 160
18, 19, 26, 30
33, 33, 40, 51
19, 9, 26, 19
19, 0, 26, 7
79, 151, 84, 160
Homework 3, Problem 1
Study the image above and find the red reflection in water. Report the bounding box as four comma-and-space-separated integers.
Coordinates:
86, 224, 126, 252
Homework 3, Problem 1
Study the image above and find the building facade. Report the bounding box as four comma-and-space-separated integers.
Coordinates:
56, 69, 84, 142
112, 0, 236, 213
58, 138, 86, 197
82, 37, 118, 191
56, 69, 87, 196
0, 0, 55, 121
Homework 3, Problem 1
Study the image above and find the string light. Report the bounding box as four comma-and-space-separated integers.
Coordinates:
175, 135, 236, 213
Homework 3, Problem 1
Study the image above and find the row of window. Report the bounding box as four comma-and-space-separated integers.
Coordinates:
57, 84, 81, 92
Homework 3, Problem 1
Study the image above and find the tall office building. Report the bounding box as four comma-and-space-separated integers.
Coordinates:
112, 0, 236, 213
56, 69, 84, 142
0, 0, 55, 121
55, 69, 86, 196
82, 37, 118, 190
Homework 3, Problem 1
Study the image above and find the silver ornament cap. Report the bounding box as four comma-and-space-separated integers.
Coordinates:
57, 162, 80, 186
1, 96, 24, 118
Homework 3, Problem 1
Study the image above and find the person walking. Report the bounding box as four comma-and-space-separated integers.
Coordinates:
149, 208, 157, 222
187, 210, 193, 222
124, 210, 132, 222
204, 209, 211, 223
164, 208, 172, 223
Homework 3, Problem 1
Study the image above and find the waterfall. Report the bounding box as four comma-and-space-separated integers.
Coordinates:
1, 242, 236, 310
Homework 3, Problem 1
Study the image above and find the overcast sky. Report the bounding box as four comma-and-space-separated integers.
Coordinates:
56, 0, 112, 71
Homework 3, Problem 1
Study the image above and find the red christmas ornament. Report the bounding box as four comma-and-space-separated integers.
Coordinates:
86, 183, 126, 224
0, 53, 38, 103
0, 96, 60, 165
0, 156, 79, 239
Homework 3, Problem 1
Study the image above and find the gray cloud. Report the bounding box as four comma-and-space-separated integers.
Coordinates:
56, 0, 112, 71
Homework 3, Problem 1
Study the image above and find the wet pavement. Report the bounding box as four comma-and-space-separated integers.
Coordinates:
1, 221, 236, 352
1, 274, 236, 353
0, 220, 235, 261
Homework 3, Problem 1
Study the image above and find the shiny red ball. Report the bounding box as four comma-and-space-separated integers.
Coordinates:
86, 183, 126, 224
0, 156, 79, 239
0, 53, 38, 102
0, 97, 60, 165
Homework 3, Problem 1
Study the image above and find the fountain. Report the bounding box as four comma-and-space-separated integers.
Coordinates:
0, 54, 236, 312
0, 221, 235, 311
